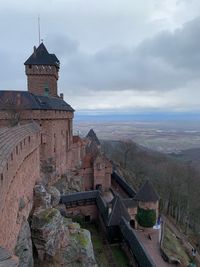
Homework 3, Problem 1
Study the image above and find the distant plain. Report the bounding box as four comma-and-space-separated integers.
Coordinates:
74, 118, 200, 153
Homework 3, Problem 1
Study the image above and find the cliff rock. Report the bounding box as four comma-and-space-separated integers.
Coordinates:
53, 172, 83, 194
0, 247, 19, 267
53, 220, 97, 267
47, 186, 60, 207
34, 184, 51, 210
15, 219, 33, 267
31, 208, 68, 261
31, 184, 97, 267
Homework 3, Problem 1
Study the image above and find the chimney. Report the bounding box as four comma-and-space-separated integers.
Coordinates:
60, 93, 64, 99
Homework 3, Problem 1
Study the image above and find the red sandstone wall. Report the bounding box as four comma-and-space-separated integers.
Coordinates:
67, 137, 86, 171
127, 207, 138, 228
25, 65, 58, 97
82, 168, 94, 190
0, 150, 40, 251
65, 204, 98, 221
0, 110, 74, 181
40, 119, 69, 178
93, 155, 112, 191
0, 125, 41, 251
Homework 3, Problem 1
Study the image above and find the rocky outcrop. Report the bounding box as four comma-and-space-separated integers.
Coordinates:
53, 220, 97, 267
31, 184, 97, 267
47, 186, 60, 207
34, 184, 51, 210
15, 219, 33, 267
0, 247, 19, 267
53, 172, 83, 194
31, 208, 68, 261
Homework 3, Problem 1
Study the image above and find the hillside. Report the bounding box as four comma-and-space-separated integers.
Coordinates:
171, 148, 200, 170
101, 139, 200, 240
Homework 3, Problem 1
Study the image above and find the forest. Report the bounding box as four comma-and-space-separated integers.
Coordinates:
102, 139, 200, 242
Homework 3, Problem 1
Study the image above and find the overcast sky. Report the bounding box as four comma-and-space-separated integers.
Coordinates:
0, 0, 200, 113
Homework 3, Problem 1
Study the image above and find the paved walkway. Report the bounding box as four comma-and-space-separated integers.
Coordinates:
134, 229, 172, 267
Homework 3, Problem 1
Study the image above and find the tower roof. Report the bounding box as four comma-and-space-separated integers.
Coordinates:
107, 196, 130, 226
134, 180, 159, 202
86, 129, 100, 145
24, 43, 60, 68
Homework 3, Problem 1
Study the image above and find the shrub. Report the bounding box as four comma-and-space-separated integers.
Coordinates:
136, 207, 156, 227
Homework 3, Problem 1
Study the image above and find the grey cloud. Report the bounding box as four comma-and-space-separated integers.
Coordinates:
54, 17, 200, 93
46, 35, 79, 57
1, 13, 200, 95
138, 18, 200, 70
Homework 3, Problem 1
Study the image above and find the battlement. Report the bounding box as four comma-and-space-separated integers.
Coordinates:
25, 65, 58, 79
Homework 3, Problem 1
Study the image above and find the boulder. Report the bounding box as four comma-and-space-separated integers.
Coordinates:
51, 220, 97, 267
31, 208, 68, 261
31, 208, 97, 267
34, 184, 51, 210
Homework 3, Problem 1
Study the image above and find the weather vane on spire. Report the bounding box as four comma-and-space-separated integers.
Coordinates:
38, 15, 41, 45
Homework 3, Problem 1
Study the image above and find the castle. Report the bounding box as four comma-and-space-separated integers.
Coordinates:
0, 43, 159, 266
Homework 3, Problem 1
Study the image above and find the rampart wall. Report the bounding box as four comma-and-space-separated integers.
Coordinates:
0, 123, 41, 251
0, 110, 74, 181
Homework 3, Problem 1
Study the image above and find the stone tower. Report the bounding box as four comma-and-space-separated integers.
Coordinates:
24, 43, 60, 97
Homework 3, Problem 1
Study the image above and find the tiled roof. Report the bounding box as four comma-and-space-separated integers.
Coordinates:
111, 172, 136, 198
0, 91, 74, 112
60, 190, 99, 204
122, 198, 137, 208
96, 195, 108, 224
24, 43, 60, 68
107, 196, 130, 226
134, 180, 159, 202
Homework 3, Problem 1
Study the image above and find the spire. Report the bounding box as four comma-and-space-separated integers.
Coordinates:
86, 129, 100, 145
134, 180, 159, 202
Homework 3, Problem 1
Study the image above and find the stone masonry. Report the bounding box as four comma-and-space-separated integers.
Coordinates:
0, 123, 41, 251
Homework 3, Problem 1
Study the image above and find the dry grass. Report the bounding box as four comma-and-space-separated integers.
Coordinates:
162, 225, 191, 266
